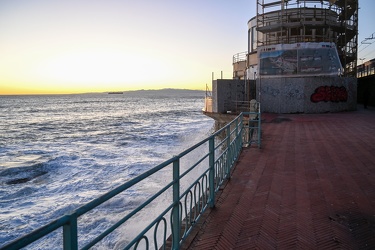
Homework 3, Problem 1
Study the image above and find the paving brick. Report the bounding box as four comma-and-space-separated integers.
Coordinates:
183, 109, 375, 249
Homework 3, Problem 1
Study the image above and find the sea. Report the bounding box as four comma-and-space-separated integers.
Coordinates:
0, 90, 215, 248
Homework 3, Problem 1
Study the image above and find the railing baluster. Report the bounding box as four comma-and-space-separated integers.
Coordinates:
63, 213, 78, 250
226, 126, 231, 178
172, 158, 180, 250
208, 136, 215, 208
238, 115, 242, 149
237, 115, 242, 154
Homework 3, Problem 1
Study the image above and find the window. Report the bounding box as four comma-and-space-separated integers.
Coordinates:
251, 26, 257, 52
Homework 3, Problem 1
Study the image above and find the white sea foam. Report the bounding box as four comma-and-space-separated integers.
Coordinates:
0, 91, 214, 248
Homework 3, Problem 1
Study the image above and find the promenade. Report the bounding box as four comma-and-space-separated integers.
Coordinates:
184, 108, 375, 249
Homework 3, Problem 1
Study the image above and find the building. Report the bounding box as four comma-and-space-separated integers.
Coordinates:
357, 58, 375, 108
205, 0, 358, 116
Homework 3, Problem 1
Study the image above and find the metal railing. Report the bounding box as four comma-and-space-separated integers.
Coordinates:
2, 111, 261, 250
233, 51, 247, 64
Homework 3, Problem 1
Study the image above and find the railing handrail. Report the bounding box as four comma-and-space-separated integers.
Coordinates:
1, 109, 261, 250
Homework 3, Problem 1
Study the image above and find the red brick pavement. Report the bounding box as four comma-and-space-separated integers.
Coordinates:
184, 108, 375, 249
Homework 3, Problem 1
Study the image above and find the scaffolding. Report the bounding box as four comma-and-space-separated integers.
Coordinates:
256, 0, 358, 76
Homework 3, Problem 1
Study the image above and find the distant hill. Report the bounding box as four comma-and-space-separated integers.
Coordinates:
118, 88, 206, 98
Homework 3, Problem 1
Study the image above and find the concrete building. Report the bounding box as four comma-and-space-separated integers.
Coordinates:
205, 0, 358, 115
357, 58, 375, 108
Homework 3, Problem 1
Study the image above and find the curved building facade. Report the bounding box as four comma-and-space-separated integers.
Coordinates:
240, 0, 358, 113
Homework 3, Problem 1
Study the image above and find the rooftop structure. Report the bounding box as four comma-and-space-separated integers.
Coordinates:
256, 0, 358, 76
244, 0, 358, 79
209, 0, 358, 115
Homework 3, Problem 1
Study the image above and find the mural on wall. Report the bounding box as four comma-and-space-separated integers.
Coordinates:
258, 43, 342, 77
310, 86, 348, 103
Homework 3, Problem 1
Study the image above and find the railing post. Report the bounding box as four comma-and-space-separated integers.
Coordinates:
235, 117, 239, 137
258, 109, 262, 149
241, 114, 244, 147
172, 158, 180, 250
63, 214, 78, 250
238, 115, 243, 153
226, 126, 231, 178
208, 136, 215, 208
247, 116, 251, 145
235, 117, 240, 157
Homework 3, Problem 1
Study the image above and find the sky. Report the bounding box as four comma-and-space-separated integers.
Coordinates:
0, 0, 374, 95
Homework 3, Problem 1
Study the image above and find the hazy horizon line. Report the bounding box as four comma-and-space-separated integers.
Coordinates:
0, 88, 206, 96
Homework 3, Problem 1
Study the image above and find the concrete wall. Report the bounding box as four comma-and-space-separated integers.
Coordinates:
256, 76, 357, 113
212, 79, 246, 113
233, 61, 246, 79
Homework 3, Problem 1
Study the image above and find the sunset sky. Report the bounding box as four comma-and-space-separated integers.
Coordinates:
0, 0, 374, 95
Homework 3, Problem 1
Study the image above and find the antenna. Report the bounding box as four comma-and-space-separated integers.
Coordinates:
361, 33, 375, 44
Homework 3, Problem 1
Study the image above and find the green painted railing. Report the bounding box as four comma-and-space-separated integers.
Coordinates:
2, 111, 261, 250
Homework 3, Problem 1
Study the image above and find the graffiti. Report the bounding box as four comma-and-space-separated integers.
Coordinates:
311, 86, 348, 103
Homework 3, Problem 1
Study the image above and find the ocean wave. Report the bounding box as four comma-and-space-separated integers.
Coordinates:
0, 92, 214, 248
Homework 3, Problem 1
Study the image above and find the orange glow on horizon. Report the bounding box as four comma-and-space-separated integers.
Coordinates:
0, 46, 211, 95
0, 78, 206, 95
0, 0, 251, 95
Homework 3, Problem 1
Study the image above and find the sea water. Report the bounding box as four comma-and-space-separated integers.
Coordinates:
0, 90, 214, 248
